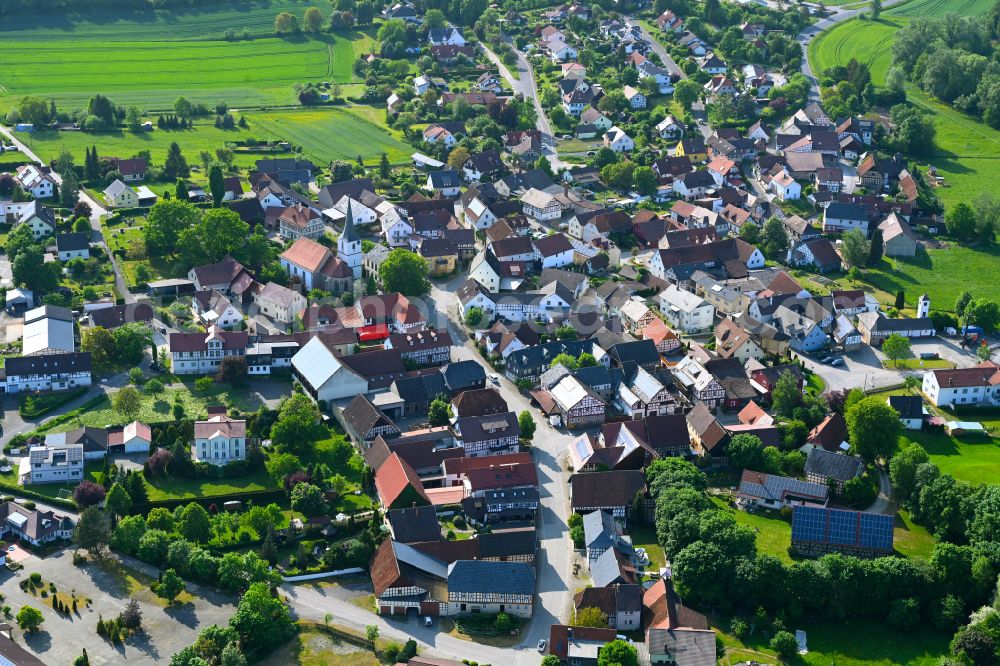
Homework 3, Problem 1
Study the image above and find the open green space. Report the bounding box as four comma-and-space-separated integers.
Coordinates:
901, 429, 1000, 486
0, 1, 376, 111
799, 243, 1000, 313
710, 496, 794, 563
628, 524, 666, 571
893, 508, 937, 559
261, 622, 383, 666
33, 380, 277, 435
715, 615, 949, 665
18, 106, 411, 179
808, 0, 1000, 210
142, 466, 274, 501
248, 107, 414, 166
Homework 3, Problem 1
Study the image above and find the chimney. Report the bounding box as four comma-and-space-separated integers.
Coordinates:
563, 182, 569, 197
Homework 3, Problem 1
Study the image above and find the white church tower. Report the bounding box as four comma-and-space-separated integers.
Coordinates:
917, 293, 930, 319
338, 199, 363, 279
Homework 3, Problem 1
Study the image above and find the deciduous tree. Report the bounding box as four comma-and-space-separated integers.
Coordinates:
380, 248, 430, 296
845, 395, 902, 463
113, 386, 143, 421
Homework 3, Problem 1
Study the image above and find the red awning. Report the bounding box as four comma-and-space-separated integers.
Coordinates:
358, 324, 390, 342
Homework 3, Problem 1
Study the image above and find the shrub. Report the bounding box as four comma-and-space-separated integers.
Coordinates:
29, 573, 41, 586
398, 639, 418, 662
769, 631, 798, 659
383, 644, 401, 663
730, 617, 750, 642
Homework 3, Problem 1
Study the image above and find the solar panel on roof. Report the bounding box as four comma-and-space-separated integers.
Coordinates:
792, 506, 893, 552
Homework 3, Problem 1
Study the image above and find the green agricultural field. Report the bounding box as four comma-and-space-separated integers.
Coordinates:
18, 106, 412, 182
808, 0, 1000, 209
247, 107, 414, 165
0, 1, 375, 112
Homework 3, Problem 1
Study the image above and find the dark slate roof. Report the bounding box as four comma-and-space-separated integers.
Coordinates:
609, 340, 660, 367
804, 448, 864, 483
387, 506, 442, 544
56, 232, 90, 252
89, 303, 154, 329
428, 170, 462, 189
5, 351, 92, 376
888, 395, 924, 420
446, 560, 535, 596
391, 372, 449, 405
571, 470, 646, 509
455, 411, 520, 442
477, 528, 536, 559
442, 360, 487, 392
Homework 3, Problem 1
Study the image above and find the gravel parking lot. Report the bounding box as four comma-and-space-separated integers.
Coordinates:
3, 550, 236, 666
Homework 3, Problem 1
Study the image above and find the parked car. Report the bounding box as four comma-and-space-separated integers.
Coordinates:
424, 616, 433, 627
488, 374, 500, 385
830, 358, 845, 367
537, 640, 547, 653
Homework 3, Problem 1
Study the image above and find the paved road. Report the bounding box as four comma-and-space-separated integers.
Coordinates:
480, 43, 566, 171
430, 274, 575, 661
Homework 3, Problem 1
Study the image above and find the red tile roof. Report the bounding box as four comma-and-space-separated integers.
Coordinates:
374, 452, 430, 508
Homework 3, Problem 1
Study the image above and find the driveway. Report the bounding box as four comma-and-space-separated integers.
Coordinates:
3, 550, 236, 666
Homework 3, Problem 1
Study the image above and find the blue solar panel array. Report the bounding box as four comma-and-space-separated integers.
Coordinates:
791, 506, 893, 552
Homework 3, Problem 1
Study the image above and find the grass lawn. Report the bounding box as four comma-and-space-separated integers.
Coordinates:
299, 434, 374, 514
20, 103, 407, 186
0, 460, 103, 502
805, 372, 825, 396
628, 524, 666, 571
882, 357, 955, 370
893, 508, 937, 559
143, 466, 273, 501
900, 429, 1000, 485
247, 107, 414, 166
714, 614, 949, 665
0, 1, 376, 112
34, 380, 273, 434
261, 622, 381, 666
710, 496, 793, 564
813, 244, 1000, 313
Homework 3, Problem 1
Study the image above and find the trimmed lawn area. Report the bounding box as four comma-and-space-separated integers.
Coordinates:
299, 434, 374, 514
36, 379, 280, 434
800, 244, 1000, 314
143, 467, 273, 501
0, 2, 376, 112
894, 508, 937, 559
710, 496, 793, 564
628, 524, 666, 571
0, 460, 103, 502
883, 358, 955, 370
900, 429, 1000, 485
247, 107, 413, 166
715, 615, 949, 665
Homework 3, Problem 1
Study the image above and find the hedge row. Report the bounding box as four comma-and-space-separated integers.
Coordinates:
0, 485, 76, 512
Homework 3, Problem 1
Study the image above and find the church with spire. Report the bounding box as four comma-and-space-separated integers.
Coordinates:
338, 198, 363, 280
